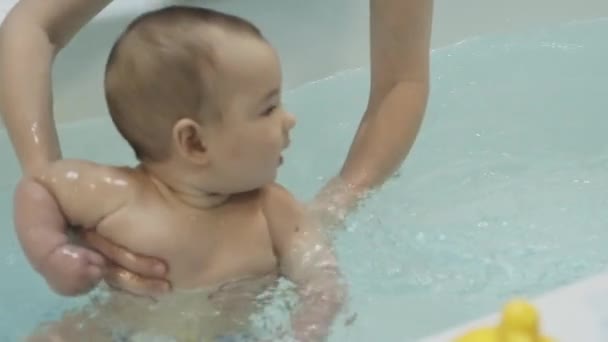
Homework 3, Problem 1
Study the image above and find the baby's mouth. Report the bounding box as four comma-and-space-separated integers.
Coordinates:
279, 155, 284, 165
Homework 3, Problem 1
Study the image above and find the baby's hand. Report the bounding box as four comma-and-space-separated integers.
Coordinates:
39, 242, 105, 296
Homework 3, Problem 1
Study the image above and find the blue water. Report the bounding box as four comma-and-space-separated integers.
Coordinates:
2, 18, 608, 341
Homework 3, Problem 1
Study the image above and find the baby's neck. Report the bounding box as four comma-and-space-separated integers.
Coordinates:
138, 162, 230, 209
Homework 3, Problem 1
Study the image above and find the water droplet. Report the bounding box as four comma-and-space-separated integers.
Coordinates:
416, 232, 425, 242
477, 221, 489, 228
387, 266, 402, 276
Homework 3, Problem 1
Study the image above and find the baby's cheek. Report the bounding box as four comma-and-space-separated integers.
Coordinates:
265, 129, 284, 147
228, 140, 259, 164
226, 138, 246, 159
228, 144, 242, 159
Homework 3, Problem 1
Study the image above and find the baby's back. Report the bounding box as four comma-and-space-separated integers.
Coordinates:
83, 169, 282, 339
97, 169, 280, 290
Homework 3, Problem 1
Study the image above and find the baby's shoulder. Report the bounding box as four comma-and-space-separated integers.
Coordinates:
48, 158, 139, 181
258, 183, 299, 213
259, 183, 302, 230
259, 183, 294, 201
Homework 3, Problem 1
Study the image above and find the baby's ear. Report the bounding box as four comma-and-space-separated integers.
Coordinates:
172, 118, 209, 165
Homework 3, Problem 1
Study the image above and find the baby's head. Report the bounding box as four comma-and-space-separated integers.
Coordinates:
105, 6, 295, 194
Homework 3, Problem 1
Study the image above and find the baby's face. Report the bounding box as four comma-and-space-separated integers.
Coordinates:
203, 35, 296, 193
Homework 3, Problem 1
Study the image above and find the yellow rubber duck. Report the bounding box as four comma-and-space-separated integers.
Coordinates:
454, 299, 555, 342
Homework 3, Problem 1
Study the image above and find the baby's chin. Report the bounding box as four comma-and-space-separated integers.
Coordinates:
223, 174, 280, 194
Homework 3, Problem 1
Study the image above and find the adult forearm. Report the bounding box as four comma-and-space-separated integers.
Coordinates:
340, 81, 429, 191
0, 14, 60, 175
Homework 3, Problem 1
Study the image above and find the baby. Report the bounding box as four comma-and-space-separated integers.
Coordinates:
16, 6, 345, 341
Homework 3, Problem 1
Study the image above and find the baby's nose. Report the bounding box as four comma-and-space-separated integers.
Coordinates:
284, 112, 296, 130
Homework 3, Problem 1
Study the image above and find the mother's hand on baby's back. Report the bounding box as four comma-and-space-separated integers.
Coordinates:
78, 231, 171, 297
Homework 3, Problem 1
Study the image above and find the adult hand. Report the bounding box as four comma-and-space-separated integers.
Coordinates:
13, 179, 104, 296
13, 178, 171, 297
77, 231, 171, 297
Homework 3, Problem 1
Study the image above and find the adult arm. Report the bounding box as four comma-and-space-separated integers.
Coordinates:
315, 0, 433, 218
0, 0, 170, 296
0, 0, 113, 173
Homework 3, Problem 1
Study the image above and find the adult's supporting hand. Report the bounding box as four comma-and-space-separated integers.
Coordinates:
14, 179, 104, 296
79, 231, 171, 297
14, 178, 171, 297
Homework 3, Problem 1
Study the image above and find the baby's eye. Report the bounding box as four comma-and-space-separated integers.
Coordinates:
261, 105, 277, 116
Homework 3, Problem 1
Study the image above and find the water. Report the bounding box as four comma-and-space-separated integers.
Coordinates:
1, 18, 608, 341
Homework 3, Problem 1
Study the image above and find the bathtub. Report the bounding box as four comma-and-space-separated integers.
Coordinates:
2, 0, 608, 341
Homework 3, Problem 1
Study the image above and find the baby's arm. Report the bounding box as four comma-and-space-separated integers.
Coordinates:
14, 159, 135, 295
263, 184, 347, 342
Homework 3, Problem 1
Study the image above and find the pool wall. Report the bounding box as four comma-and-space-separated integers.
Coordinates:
1, 0, 608, 125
